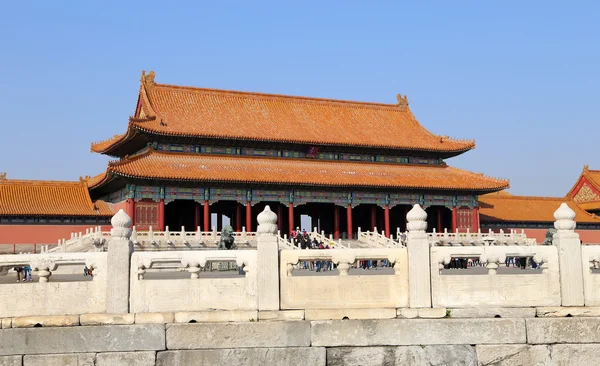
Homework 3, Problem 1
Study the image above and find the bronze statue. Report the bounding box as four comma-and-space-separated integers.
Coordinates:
218, 225, 237, 250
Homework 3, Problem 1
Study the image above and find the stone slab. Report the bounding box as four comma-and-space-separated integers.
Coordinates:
12, 315, 79, 328
527, 318, 600, 344
1, 319, 11, 329
326, 346, 477, 366
135, 312, 174, 324
551, 344, 600, 365
305, 308, 396, 320
156, 348, 325, 366
311, 319, 526, 346
258, 310, 304, 321
80, 313, 134, 325
166, 322, 311, 349
450, 307, 536, 319
0, 324, 165, 356
174, 310, 257, 323
416, 308, 447, 318
396, 308, 418, 319
0, 356, 21, 366
536, 306, 600, 317
23, 353, 95, 366
96, 351, 156, 366
475, 345, 551, 366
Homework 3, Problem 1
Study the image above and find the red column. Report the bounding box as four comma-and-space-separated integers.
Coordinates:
334, 205, 340, 239
203, 200, 210, 231
451, 206, 458, 232
158, 199, 165, 231
193, 202, 200, 230
128, 199, 136, 227
347, 205, 353, 239
437, 206, 442, 232
236, 203, 242, 232
384, 204, 390, 238
288, 204, 294, 236
371, 205, 377, 231
473, 207, 480, 231
246, 202, 252, 231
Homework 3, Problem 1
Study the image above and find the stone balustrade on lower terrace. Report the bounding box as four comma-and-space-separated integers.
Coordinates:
0, 203, 597, 321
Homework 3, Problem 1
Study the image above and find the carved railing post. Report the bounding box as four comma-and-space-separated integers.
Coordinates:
406, 204, 431, 308
256, 205, 280, 310
106, 209, 134, 313
553, 203, 585, 306
31, 258, 57, 283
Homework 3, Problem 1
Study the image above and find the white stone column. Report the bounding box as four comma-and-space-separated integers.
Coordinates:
106, 209, 134, 313
256, 205, 280, 310
553, 203, 585, 306
406, 204, 432, 308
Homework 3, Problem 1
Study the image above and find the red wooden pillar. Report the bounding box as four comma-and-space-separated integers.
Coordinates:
193, 202, 200, 230
245, 202, 252, 231
384, 204, 390, 238
473, 207, 480, 231
236, 203, 242, 232
158, 199, 165, 231
347, 205, 353, 239
288, 204, 294, 236
371, 205, 377, 231
451, 206, 458, 232
203, 200, 210, 231
128, 199, 136, 227
437, 206, 442, 232
334, 205, 340, 239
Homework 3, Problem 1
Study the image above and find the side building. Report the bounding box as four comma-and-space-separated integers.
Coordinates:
479, 166, 600, 243
88, 71, 508, 238
0, 176, 112, 246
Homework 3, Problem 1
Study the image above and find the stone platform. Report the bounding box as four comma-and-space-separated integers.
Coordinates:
1, 315, 600, 365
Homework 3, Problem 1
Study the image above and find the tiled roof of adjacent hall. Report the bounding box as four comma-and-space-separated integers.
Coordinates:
90, 149, 509, 192
91, 71, 475, 154
0, 176, 113, 217
478, 191, 600, 224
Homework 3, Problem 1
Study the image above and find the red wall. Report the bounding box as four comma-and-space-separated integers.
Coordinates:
0, 225, 111, 245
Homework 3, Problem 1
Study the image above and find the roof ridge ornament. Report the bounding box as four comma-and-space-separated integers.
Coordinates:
141, 70, 156, 87
396, 94, 409, 107
584, 165, 589, 172
0, 172, 6, 180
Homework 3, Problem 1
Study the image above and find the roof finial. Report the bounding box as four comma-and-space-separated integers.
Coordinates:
584, 164, 589, 172
0, 172, 6, 180
141, 70, 156, 87
396, 94, 409, 107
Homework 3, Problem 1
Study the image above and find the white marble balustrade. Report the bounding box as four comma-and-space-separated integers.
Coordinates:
0, 252, 107, 317
129, 250, 257, 313
430, 245, 560, 308
279, 248, 408, 310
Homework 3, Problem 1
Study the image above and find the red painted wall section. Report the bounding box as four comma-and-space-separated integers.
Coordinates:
0, 225, 112, 245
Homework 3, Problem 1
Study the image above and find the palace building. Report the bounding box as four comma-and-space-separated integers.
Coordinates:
86, 71, 509, 238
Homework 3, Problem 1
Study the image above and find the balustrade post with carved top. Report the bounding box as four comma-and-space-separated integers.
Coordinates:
106, 209, 134, 313
256, 205, 280, 310
553, 203, 585, 306
406, 204, 432, 308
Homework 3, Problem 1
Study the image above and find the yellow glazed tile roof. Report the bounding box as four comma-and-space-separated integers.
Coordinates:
95, 149, 509, 192
92, 71, 475, 154
0, 178, 112, 217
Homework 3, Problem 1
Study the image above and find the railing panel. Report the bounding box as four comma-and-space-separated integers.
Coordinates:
430, 246, 560, 308
0, 253, 107, 317
581, 246, 600, 306
130, 250, 258, 313
279, 248, 408, 309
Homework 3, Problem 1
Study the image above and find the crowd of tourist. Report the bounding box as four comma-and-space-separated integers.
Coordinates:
444, 256, 540, 270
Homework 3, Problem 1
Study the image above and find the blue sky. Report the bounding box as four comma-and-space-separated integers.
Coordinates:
0, 1, 597, 197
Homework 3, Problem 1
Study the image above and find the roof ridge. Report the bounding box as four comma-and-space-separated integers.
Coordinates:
151, 82, 405, 110
0, 179, 86, 186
